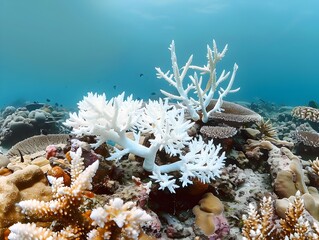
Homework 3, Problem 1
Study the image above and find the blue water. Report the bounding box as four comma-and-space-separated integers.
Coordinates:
1, 0, 319, 109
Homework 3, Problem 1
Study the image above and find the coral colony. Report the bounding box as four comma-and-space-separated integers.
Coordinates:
156, 40, 239, 123
7, 39, 238, 239
8, 147, 152, 239
64, 40, 238, 193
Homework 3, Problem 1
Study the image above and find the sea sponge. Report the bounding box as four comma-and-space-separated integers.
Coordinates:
192, 192, 228, 237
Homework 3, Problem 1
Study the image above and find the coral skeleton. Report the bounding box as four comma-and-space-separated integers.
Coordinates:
8, 147, 99, 239
65, 92, 226, 192
155, 40, 239, 123
87, 197, 152, 240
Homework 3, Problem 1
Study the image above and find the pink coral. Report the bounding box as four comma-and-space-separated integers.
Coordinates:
45, 144, 57, 159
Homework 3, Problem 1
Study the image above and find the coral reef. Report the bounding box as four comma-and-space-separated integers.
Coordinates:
7, 148, 152, 240
65, 93, 226, 193
0, 104, 69, 149
292, 106, 319, 123
3, 39, 319, 240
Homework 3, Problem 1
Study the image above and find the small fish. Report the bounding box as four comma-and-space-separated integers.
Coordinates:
151, 92, 156, 95
113, 85, 117, 90
40, 129, 48, 135
46, 99, 51, 102
55, 103, 59, 107
139, 73, 144, 77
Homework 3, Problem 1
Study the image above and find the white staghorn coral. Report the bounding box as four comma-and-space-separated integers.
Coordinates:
65, 92, 143, 148
149, 136, 225, 192
65, 92, 226, 192
64, 40, 233, 193
88, 197, 152, 240
156, 40, 239, 123
179, 136, 225, 186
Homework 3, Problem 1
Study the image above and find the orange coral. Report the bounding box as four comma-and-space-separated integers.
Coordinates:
242, 192, 319, 240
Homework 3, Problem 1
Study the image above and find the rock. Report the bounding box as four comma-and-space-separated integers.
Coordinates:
2, 106, 16, 119
0, 155, 9, 168
0, 165, 52, 236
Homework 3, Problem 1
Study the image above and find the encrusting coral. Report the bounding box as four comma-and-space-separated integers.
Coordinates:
7, 147, 152, 240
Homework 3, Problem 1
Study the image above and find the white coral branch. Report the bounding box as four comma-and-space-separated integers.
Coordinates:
156, 39, 240, 123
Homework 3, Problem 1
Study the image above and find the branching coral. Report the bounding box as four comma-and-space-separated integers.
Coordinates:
242, 192, 319, 240
8, 148, 152, 240
87, 198, 152, 240
63, 40, 239, 193
65, 93, 226, 193
155, 40, 239, 123
311, 157, 319, 175
242, 196, 276, 239
8, 147, 99, 239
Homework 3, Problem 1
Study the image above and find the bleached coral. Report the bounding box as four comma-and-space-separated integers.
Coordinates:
88, 198, 152, 240
65, 92, 226, 193
155, 40, 239, 123
66, 92, 143, 148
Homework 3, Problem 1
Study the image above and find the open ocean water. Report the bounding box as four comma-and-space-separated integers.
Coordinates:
1, 0, 319, 109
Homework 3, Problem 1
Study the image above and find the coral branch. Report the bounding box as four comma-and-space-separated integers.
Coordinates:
156, 39, 239, 123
